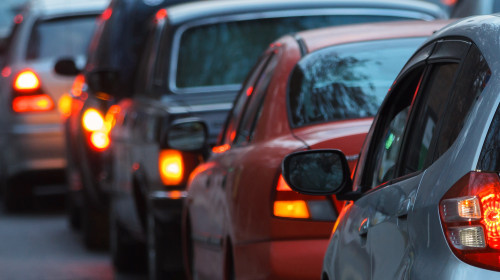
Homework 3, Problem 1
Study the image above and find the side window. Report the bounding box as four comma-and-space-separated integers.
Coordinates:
434, 45, 490, 157
478, 105, 500, 172
401, 63, 460, 174
219, 53, 273, 145
233, 51, 279, 145
365, 67, 425, 187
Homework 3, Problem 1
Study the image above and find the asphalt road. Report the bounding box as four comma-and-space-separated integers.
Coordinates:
0, 194, 146, 280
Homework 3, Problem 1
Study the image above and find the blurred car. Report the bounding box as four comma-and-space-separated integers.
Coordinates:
450, 0, 500, 17
181, 19, 451, 280
282, 14, 500, 280
105, 0, 447, 278
0, 0, 30, 63
56, 0, 189, 250
0, 0, 107, 211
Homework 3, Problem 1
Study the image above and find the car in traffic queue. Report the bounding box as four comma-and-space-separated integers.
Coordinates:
180, 19, 452, 280
0, 0, 107, 211
55, 0, 189, 250
105, 1, 447, 278
282, 14, 500, 280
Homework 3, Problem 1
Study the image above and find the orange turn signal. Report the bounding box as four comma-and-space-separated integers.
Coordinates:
273, 200, 310, 219
159, 150, 184, 186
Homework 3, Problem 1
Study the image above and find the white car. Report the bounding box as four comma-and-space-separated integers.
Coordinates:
0, 0, 108, 210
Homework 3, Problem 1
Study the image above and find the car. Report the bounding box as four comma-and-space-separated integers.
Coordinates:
0, 0, 107, 211
282, 14, 500, 280
180, 19, 451, 280
106, 1, 447, 278
56, 0, 190, 250
450, 0, 500, 17
0, 0, 30, 63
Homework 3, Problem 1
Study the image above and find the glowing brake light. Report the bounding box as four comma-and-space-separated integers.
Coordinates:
159, 150, 184, 186
14, 70, 40, 91
82, 108, 104, 132
439, 172, 500, 271
90, 131, 110, 151
155, 8, 167, 21
12, 95, 54, 113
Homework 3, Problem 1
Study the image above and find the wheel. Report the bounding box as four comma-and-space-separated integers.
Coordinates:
110, 202, 146, 272
148, 208, 185, 280
3, 177, 31, 212
82, 198, 109, 250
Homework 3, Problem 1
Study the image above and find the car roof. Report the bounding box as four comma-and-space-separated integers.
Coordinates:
425, 14, 500, 72
25, 0, 109, 17
296, 19, 455, 54
166, 0, 447, 25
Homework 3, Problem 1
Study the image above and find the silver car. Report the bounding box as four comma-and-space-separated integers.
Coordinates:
0, 0, 107, 210
282, 15, 500, 279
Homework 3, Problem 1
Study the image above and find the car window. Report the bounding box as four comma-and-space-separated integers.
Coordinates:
479, 105, 500, 172
220, 52, 274, 145
26, 16, 97, 60
287, 37, 425, 128
367, 68, 424, 187
175, 14, 411, 90
434, 45, 490, 158
401, 63, 460, 174
233, 49, 280, 145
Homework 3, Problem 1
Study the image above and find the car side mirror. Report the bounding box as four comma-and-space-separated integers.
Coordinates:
166, 119, 208, 151
54, 58, 81, 76
282, 149, 353, 196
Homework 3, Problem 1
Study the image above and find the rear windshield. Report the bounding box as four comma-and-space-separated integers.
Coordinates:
287, 37, 425, 127
175, 14, 411, 90
26, 16, 97, 60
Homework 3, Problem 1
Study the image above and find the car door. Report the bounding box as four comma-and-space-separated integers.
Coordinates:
330, 40, 471, 280
188, 50, 278, 277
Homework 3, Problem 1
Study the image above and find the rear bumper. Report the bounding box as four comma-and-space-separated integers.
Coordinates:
6, 123, 66, 177
234, 238, 328, 280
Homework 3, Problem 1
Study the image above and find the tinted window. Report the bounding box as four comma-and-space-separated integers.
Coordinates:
368, 68, 424, 187
26, 16, 97, 60
288, 38, 424, 127
434, 45, 490, 158
479, 105, 500, 172
175, 15, 410, 89
402, 63, 460, 174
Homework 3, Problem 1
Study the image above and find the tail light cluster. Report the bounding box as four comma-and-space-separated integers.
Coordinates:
158, 149, 203, 188
273, 174, 337, 221
11, 70, 54, 113
81, 105, 120, 151
439, 171, 500, 271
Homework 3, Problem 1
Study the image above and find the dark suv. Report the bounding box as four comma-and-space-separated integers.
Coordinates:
105, 0, 446, 278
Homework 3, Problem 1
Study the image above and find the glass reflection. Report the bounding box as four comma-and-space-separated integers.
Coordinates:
168, 122, 205, 150
288, 152, 344, 193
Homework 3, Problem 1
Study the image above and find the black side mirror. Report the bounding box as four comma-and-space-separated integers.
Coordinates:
282, 149, 353, 197
54, 58, 80, 76
166, 119, 208, 151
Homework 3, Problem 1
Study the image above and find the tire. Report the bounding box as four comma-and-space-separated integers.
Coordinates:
82, 199, 109, 250
3, 177, 31, 212
148, 209, 185, 280
110, 202, 147, 272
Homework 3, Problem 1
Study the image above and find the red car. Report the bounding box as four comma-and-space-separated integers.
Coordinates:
181, 20, 451, 279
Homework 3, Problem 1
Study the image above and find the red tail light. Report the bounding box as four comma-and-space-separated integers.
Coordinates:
439, 172, 500, 271
14, 70, 40, 91
155, 8, 167, 21
12, 95, 54, 113
273, 174, 337, 220
159, 150, 184, 186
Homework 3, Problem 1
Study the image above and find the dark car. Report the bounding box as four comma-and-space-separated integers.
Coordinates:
451, 0, 500, 17
56, 0, 189, 249
104, 0, 446, 278
282, 14, 500, 280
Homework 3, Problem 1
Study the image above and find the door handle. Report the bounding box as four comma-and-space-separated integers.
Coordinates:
359, 217, 369, 236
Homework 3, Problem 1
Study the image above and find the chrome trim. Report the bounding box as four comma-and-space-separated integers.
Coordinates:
149, 190, 188, 200
346, 154, 359, 162
169, 8, 436, 94
12, 123, 62, 135
165, 102, 233, 114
